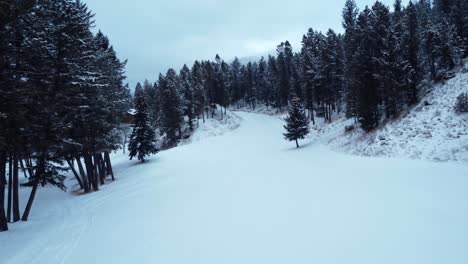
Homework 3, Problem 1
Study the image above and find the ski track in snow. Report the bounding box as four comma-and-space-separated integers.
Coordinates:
1, 112, 468, 264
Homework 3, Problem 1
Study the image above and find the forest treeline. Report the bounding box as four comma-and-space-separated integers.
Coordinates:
135, 0, 466, 145
0, 0, 131, 231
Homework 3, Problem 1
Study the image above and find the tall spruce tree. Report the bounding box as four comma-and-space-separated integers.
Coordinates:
276, 41, 294, 108
180, 65, 195, 130
128, 85, 158, 162
342, 0, 359, 118
403, 1, 421, 104
191, 61, 206, 123
353, 6, 381, 131
159, 69, 184, 148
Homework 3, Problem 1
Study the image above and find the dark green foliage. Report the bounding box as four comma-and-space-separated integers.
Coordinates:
0, 0, 130, 225
283, 97, 310, 148
128, 86, 158, 162
159, 69, 184, 148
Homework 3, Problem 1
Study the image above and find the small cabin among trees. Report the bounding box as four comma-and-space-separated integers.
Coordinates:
123, 109, 137, 125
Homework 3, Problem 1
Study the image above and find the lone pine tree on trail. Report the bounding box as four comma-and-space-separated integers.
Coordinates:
283, 97, 310, 148
128, 85, 159, 162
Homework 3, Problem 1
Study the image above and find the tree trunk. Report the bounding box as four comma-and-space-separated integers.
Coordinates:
7, 154, 12, 222
12, 153, 20, 222
66, 159, 83, 190
20, 158, 28, 178
296, 139, 299, 148
104, 152, 114, 181
99, 153, 106, 183
311, 109, 315, 126
94, 154, 103, 185
25, 158, 34, 178
21, 181, 38, 222
0, 151, 8, 231
84, 155, 98, 191
76, 157, 89, 193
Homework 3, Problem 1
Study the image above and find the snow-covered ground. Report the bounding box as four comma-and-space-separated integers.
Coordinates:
1, 112, 467, 264
312, 67, 468, 163
180, 108, 241, 145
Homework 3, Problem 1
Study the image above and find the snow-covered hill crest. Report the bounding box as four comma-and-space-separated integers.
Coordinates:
313, 65, 468, 163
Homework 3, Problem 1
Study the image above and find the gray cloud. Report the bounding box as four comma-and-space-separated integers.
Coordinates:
83, 0, 405, 88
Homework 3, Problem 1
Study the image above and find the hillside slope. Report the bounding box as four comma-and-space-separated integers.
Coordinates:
313, 65, 468, 163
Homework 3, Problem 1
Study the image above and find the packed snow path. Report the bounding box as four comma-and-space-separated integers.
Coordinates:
1, 112, 468, 264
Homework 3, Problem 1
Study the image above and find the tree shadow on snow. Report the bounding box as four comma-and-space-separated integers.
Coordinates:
283, 140, 316, 152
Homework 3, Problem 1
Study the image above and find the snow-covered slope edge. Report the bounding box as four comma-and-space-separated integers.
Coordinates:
180, 107, 241, 145
313, 65, 468, 163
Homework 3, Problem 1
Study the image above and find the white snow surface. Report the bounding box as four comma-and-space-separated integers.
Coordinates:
180, 108, 241, 145
312, 67, 468, 163
1, 112, 468, 264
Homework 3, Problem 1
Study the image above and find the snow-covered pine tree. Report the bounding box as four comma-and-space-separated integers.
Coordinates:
159, 69, 184, 148
342, 0, 359, 119
191, 60, 206, 123
276, 41, 294, 108
266, 55, 280, 108
257, 57, 269, 106
180, 64, 195, 130
301, 28, 320, 124
449, 0, 468, 56
435, 17, 463, 76
128, 85, 158, 162
353, 6, 381, 131
403, 1, 420, 105
228, 57, 242, 108
220, 60, 231, 114
319, 29, 344, 122
283, 96, 310, 148
291, 53, 303, 103
213, 55, 228, 117
244, 62, 257, 110
142, 79, 158, 128
370, 1, 395, 118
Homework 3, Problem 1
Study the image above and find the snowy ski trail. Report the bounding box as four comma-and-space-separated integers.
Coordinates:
1, 112, 468, 264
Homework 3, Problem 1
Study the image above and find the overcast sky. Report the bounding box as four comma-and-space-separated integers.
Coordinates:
83, 0, 403, 88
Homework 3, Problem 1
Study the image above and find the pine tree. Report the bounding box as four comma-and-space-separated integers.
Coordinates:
435, 17, 463, 75
159, 69, 184, 148
180, 65, 195, 130
276, 41, 294, 108
257, 57, 269, 106
342, 0, 359, 118
266, 55, 280, 108
283, 97, 310, 148
353, 6, 381, 131
128, 85, 158, 162
403, 1, 420, 104
191, 61, 206, 123
244, 62, 257, 109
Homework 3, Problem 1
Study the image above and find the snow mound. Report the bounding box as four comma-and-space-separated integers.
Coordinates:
313, 67, 468, 163
181, 107, 241, 145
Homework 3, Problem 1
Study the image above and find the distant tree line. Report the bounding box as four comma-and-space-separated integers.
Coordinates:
0, 0, 131, 231
135, 0, 467, 155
